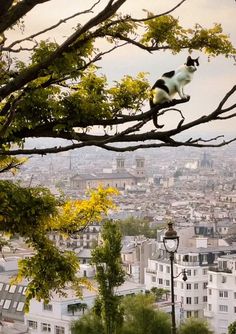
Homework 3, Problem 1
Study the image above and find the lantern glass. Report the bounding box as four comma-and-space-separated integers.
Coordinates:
163, 236, 179, 253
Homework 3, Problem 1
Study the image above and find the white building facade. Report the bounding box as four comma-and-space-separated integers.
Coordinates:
205, 254, 236, 334
25, 281, 145, 334
145, 245, 236, 322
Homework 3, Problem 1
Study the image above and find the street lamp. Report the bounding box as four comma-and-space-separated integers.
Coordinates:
163, 222, 180, 334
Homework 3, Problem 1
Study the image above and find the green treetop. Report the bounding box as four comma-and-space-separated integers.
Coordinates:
0, 0, 235, 156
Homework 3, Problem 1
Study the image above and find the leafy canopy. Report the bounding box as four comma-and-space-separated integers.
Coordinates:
0, 181, 118, 310
120, 293, 171, 334
0, 1, 235, 155
178, 318, 213, 334
117, 216, 157, 238
228, 321, 236, 334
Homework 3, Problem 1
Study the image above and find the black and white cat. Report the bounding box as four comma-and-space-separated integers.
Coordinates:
150, 56, 199, 128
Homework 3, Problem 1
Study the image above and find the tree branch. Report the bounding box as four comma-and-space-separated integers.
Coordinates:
130, 0, 187, 22
0, 0, 51, 34
0, 84, 234, 155
3, 0, 102, 52
0, 0, 127, 101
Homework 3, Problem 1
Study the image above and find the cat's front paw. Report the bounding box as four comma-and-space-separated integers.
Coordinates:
183, 95, 190, 101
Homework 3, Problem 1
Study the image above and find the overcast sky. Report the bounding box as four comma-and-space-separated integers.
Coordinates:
8, 0, 236, 139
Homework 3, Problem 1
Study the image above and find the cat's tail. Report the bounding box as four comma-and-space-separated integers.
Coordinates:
149, 98, 164, 129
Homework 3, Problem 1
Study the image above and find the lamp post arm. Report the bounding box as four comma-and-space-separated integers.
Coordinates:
173, 269, 188, 280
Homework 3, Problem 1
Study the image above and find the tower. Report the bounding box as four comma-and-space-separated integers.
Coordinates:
135, 156, 145, 176
116, 155, 125, 173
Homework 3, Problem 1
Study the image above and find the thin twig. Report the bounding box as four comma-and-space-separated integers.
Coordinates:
4, 0, 102, 50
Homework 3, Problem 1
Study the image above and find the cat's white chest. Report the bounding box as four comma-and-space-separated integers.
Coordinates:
150, 59, 198, 105
165, 67, 194, 95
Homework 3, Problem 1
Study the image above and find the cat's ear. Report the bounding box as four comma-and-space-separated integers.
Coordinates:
186, 56, 195, 66
194, 57, 200, 66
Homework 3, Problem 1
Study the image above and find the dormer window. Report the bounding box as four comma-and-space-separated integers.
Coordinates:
219, 260, 227, 270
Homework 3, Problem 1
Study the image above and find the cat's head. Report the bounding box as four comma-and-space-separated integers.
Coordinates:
185, 56, 199, 72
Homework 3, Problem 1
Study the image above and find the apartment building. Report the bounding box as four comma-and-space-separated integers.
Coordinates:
0, 241, 145, 334
49, 222, 101, 250
121, 236, 157, 284
205, 254, 236, 334
145, 244, 236, 320
25, 281, 145, 334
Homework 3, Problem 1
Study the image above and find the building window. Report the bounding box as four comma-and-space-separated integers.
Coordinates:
152, 276, 156, 283
203, 268, 208, 275
159, 278, 163, 284
9, 285, 16, 293
190, 255, 198, 263
28, 320, 38, 330
219, 305, 228, 312
181, 282, 184, 289
166, 280, 170, 286
209, 304, 212, 311
194, 283, 198, 289
186, 311, 192, 318
194, 297, 199, 304
202, 255, 208, 264
222, 276, 227, 283
203, 296, 207, 302
41, 323, 51, 332
3, 300, 11, 309
16, 302, 24, 311
187, 269, 191, 276
55, 326, 65, 334
234, 307, 236, 313
194, 310, 199, 317
219, 261, 228, 270
209, 274, 212, 282
186, 283, 191, 290
166, 266, 170, 273
219, 291, 228, 298
43, 303, 53, 311
203, 282, 208, 289
234, 292, 236, 299
209, 289, 212, 295
159, 265, 163, 272
186, 297, 191, 304
18, 286, 24, 293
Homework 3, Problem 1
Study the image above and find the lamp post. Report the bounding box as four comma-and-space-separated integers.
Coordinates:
163, 222, 179, 334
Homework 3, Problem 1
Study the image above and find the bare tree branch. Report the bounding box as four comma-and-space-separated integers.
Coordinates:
3, 0, 102, 52
1, 85, 235, 155
130, 0, 187, 22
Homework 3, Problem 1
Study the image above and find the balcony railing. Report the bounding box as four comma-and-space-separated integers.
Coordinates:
145, 268, 157, 274
208, 266, 232, 273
